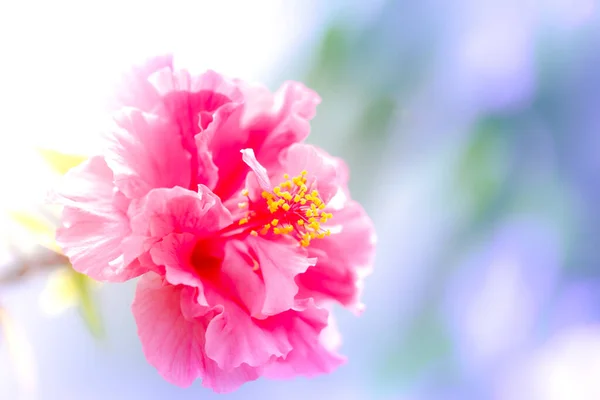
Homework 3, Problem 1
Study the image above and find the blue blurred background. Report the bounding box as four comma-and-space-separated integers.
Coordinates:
1, 0, 600, 399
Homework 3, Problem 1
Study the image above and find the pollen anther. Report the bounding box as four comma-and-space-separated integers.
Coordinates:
242, 170, 333, 247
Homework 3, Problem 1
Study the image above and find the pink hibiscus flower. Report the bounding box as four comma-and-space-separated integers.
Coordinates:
53, 55, 376, 392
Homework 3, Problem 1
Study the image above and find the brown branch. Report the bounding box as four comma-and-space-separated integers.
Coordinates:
0, 246, 68, 286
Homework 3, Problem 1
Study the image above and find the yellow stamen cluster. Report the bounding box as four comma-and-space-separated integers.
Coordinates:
258, 170, 333, 247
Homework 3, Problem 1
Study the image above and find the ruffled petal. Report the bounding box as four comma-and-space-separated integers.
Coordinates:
112, 58, 243, 191
247, 236, 315, 316
124, 186, 232, 275
209, 81, 320, 199
203, 290, 338, 374
263, 301, 345, 379
128, 186, 232, 239
109, 54, 174, 112
148, 68, 242, 189
148, 232, 226, 311
132, 273, 261, 392
153, 237, 266, 319
297, 200, 376, 313
149, 68, 243, 130
240, 81, 320, 153
217, 240, 266, 318
54, 157, 145, 281
167, 235, 312, 318
149, 232, 203, 288
105, 109, 193, 198
206, 105, 250, 198
194, 129, 220, 190
241, 148, 271, 191
204, 290, 293, 370
280, 143, 339, 204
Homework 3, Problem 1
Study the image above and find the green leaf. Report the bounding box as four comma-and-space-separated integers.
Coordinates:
356, 95, 397, 140
456, 117, 513, 220
71, 270, 104, 339
306, 24, 350, 87
39, 267, 104, 339
36, 147, 87, 175
8, 209, 61, 253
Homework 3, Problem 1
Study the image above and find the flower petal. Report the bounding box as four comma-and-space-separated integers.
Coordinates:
263, 301, 345, 379
280, 143, 339, 204
152, 236, 268, 319
54, 157, 145, 282
297, 200, 376, 313
206, 105, 250, 198
241, 148, 271, 191
148, 68, 242, 189
204, 299, 293, 370
247, 236, 315, 316
209, 81, 320, 199
113, 61, 244, 192
105, 109, 193, 198
148, 232, 226, 311
218, 240, 266, 318
149, 232, 202, 288
132, 273, 261, 392
203, 288, 340, 374
109, 54, 174, 112
240, 81, 320, 150
124, 186, 232, 272
194, 129, 219, 190
149, 68, 243, 130
128, 186, 232, 239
